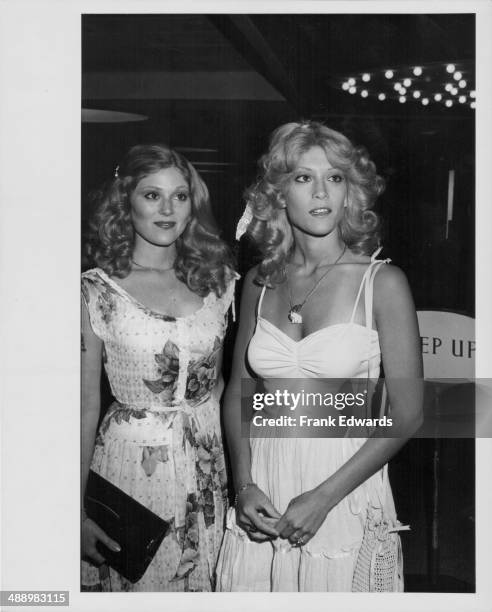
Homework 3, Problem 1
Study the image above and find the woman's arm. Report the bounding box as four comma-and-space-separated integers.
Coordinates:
275, 265, 423, 544
81, 299, 121, 563
222, 267, 281, 540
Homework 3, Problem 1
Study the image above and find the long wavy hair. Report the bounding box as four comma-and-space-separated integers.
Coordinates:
244, 121, 385, 286
85, 144, 235, 297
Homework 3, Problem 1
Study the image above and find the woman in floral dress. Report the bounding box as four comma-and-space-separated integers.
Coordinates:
81, 144, 237, 591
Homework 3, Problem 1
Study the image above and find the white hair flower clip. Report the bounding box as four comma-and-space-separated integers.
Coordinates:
235, 202, 253, 241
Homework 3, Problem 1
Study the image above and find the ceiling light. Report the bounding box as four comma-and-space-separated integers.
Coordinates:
399, 96, 406, 103
400, 87, 407, 95
362, 73, 371, 82
403, 78, 411, 87
422, 98, 429, 106
434, 93, 443, 101
470, 91, 476, 98
459, 80, 467, 88
470, 101, 476, 109
445, 100, 453, 107
446, 64, 456, 73
413, 66, 422, 76
385, 70, 394, 79
394, 83, 401, 91
459, 96, 466, 104
342, 82, 350, 90
451, 87, 458, 95
348, 77, 356, 86
349, 86, 356, 94
378, 93, 386, 101
361, 90, 368, 97
445, 83, 453, 92
413, 90, 421, 99
453, 71, 463, 80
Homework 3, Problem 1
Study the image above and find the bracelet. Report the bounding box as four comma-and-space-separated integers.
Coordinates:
234, 482, 256, 506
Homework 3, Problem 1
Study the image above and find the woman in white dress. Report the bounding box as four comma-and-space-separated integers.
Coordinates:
81, 144, 237, 591
216, 121, 423, 591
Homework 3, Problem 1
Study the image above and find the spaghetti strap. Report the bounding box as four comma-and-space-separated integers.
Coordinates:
366, 248, 392, 327
232, 272, 241, 323
257, 285, 267, 318
349, 265, 373, 324
349, 249, 391, 326
231, 285, 237, 322
364, 261, 386, 329
370, 246, 383, 261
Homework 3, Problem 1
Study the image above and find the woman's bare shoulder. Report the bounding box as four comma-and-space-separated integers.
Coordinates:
242, 265, 264, 291
374, 263, 409, 293
237, 265, 264, 308
373, 264, 415, 320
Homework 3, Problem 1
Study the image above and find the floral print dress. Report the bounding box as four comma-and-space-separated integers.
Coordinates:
81, 268, 237, 592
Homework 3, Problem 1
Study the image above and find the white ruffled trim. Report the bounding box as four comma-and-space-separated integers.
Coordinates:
217, 511, 362, 592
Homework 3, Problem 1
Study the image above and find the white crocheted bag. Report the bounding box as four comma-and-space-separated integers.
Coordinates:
352, 466, 409, 592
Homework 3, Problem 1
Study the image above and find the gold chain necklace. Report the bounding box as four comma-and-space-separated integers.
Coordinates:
286, 245, 346, 324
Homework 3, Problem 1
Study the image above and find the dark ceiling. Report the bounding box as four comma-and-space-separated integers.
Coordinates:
82, 13, 474, 111
82, 14, 475, 73
82, 13, 475, 167
83, 14, 253, 72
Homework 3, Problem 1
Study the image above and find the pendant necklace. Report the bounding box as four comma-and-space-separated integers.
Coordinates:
286, 245, 346, 324
131, 259, 174, 273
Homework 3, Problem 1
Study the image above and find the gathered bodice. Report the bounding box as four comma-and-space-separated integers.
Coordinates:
247, 253, 390, 381
250, 318, 381, 379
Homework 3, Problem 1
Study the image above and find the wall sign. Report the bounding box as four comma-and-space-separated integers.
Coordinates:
417, 311, 475, 379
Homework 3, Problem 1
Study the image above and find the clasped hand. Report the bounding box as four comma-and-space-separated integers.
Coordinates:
236, 484, 332, 546
235, 485, 281, 542
82, 515, 121, 566
274, 487, 331, 546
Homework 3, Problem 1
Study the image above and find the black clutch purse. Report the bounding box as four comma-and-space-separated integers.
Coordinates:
84, 470, 170, 583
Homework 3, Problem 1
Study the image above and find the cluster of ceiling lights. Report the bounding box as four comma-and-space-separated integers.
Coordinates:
340, 63, 475, 110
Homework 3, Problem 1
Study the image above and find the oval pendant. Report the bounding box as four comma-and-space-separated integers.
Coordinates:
288, 305, 303, 324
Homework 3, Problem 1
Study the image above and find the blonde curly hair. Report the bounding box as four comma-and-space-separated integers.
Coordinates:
243, 121, 385, 286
